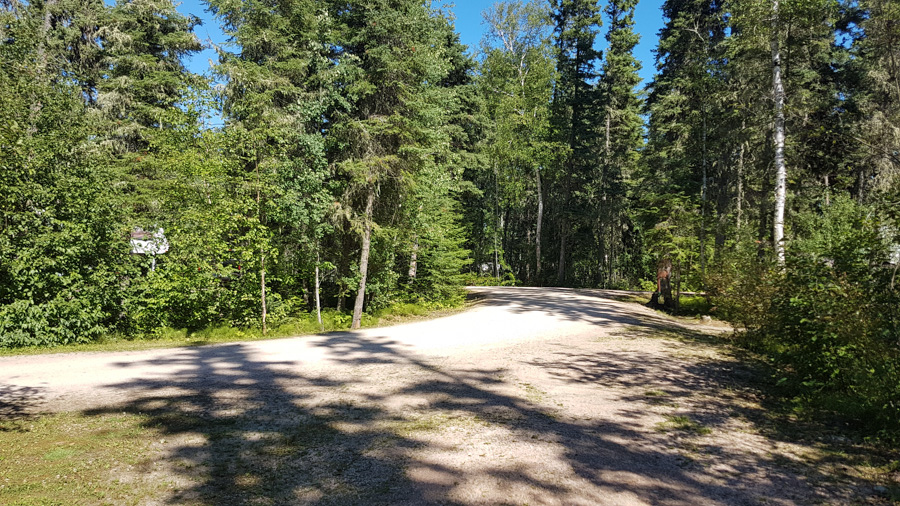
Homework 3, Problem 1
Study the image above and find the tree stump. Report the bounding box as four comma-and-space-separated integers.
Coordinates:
649, 258, 673, 309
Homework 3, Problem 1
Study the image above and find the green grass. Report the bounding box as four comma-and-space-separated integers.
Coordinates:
675, 295, 715, 317
0, 402, 413, 506
0, 412, 166, 505
0, 299, 468, 357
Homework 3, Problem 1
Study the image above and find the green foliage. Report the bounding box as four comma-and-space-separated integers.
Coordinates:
713, 198, 900, 440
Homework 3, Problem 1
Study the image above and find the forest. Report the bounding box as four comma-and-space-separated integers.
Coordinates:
1, 0, 898, 437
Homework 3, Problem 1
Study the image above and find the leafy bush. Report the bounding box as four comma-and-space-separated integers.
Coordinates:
0, 292, 109, 347
711, 198, 900, 440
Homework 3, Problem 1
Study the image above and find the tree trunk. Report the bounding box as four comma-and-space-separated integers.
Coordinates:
655, 258, 673, 309
737, 138, 745, 231
315, 249, 323, 332
351, 186, 375, 330
772, 0, 787, 266
605, 110, 611, 161
700, 104, 708, 279
535, 166, 543, 284
260, 253, 267, 335
336, 222, 352, 311
674, 258, 682, 312
557, 225, 567, 286
758, 172, 771, 259
256, 157, 266, 335
408, 236, 418, 281
494, 165, 501, 280
715, 161, 729, 260
857, 168, 866, 204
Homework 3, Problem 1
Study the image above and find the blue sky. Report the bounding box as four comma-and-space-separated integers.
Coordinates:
178, 0, 666, 87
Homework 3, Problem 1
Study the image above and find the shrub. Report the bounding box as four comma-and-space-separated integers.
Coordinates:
711, 198, 900, 440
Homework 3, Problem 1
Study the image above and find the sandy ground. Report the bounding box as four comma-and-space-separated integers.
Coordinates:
0, 287, 878, 505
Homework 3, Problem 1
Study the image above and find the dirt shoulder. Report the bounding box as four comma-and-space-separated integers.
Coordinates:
1, 287, 894, 505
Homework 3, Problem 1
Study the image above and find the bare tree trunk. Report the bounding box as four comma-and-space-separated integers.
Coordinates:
493, 240, 500, 280
255, 157, 267, 335
260, 253, 267, 335
651, 258, 673, 309
857, 169, 866, 204
737, 139, 745, 231
315, 248, 323, 332
351, 186, 375, 330
700, 105, 708, 279
675, 257, 682, 313
408, 236, 418, 281
605, 111, 611, 160
772, 0, 787, 266
494, 165, 501, 280
535, 166, 543, 284
824, 174, 831, 206
336, 223, 352, 311
715, 162, 729, 259
758, 173, 771, 259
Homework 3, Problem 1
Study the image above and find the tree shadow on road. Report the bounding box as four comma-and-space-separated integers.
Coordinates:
72, 324, 872, 505
0, 385, 46, 423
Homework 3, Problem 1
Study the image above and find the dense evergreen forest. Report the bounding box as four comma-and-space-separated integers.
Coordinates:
1, 0, 898, 436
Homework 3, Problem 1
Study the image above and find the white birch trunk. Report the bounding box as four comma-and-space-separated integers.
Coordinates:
260, 253, 267, 335
315, 250, 323, 332
408, 236, 418, 281
737, 138, 745, 231
772, 0, 788, 266
535, 167, 543, 283
700, 104, 708, 278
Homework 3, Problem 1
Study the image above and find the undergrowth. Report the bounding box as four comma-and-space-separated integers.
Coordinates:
0, 297, 467, 356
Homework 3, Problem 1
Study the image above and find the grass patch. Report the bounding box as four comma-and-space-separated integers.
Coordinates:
518, 381, 548, 403
377, 302, 428, 318
656, 415, 712, 435
0, 401, 413, 506
675, 295, 714, 317
390, 412, 487, 437
0, 412, 165, 505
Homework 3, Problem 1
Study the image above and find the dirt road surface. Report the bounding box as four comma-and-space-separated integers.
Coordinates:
0, 287, 870, 505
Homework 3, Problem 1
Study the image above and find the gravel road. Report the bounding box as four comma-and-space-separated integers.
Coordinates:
0, 287, 867, 505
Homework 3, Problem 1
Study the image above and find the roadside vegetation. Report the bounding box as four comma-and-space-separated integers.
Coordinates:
0, 297, 468, 357
2, 0, 898, 447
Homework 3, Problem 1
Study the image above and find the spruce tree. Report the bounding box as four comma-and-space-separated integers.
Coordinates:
100, 0, 202, 152
329, 0, 469, 328
207, 0, 336, 332
595, 0, 643, 287
549, 0, 603, 285
641, 0, 726, 292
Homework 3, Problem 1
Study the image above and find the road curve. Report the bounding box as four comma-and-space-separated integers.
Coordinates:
0, 286, 671, 415
0, 287, 855, 505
